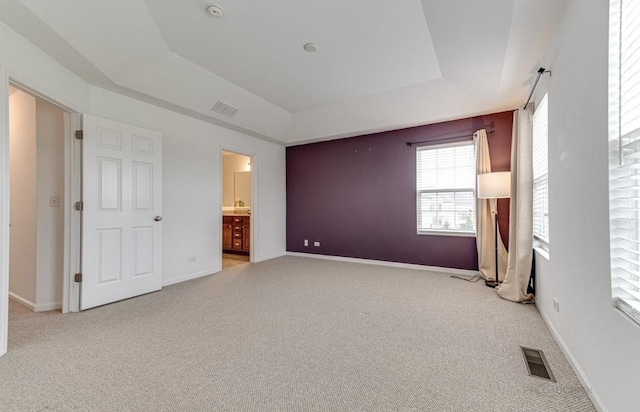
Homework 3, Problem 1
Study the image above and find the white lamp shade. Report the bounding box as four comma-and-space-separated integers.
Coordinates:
477, 171, 511, 199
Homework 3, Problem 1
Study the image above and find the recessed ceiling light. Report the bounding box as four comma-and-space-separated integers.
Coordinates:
207, 4, 224, 18
303, 43, 318, 53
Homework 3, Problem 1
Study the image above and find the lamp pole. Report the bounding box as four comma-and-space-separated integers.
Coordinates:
494, 209, 499, 287
477, 171, 511, 288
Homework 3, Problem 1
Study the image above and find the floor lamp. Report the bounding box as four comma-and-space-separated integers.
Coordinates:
477, 171, 511, 288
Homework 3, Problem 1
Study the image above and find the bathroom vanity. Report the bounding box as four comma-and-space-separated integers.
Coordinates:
222, 214, 250, 254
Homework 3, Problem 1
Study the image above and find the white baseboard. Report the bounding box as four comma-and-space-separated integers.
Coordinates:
537, 307, 608, 412
34, 302, 62, 312
8, 292, 35, 311
162, 268, 219, 287
286, 252, 480, 277
8, 292, 61, 312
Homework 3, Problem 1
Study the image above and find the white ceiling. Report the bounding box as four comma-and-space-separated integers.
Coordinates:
0, 0, 567, 145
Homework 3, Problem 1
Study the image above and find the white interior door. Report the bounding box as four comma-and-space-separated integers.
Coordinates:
81, 115, 162, 310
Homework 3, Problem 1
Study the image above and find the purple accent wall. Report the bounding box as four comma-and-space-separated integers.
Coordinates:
286, 111, 513, 270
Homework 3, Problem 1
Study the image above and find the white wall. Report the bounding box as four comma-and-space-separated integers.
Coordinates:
222, 153, 251, 207
537, 1, 640, 411
0, 22, 89, 113
35, 97, 64, 310
1, 20, 286, 299
8, 89, 37, 305
88, 87, 286, 284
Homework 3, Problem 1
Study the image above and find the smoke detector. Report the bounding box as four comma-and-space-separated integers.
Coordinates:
207, 4, 224, 18
303, 43, 318, 53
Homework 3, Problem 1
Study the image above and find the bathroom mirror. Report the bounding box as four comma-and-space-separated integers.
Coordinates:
234, 171, 251, 208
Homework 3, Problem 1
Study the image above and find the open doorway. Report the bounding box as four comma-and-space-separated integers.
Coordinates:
7, 85, 66, 312
221, 150, 252, 269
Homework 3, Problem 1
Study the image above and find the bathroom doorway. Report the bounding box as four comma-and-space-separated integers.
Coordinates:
221, 150, 253, 269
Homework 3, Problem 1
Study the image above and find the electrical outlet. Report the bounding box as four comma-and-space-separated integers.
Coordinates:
49, 196, 60, 207
314, 241, 320, 247
304, 239, 308, 246
553, 298, 560, 313
188, 256, 198, 263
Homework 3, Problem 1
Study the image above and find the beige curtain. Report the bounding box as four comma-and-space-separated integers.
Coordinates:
497, 108, 535, 303
475, 129, 508, 283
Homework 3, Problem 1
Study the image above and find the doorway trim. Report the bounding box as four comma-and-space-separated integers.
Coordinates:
0, 68, 82, 356
219, 145, 258, 270
63, 112, 82, 313
7, 81, 81, 314
0, 66, 10, 356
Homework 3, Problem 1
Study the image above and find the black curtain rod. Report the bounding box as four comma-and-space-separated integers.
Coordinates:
524, 67, 551, 109
406, 130, 494, 147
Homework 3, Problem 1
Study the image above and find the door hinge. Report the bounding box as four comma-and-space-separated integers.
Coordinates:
74, 201, 83, 211
75, 130, 83, 140
74, 273, 82, 283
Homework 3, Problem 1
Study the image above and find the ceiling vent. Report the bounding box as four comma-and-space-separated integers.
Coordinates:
211, 101, 239, 118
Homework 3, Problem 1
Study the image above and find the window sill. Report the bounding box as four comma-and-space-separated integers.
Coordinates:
417, 230, 476, 238
534, 246, 550, 262
613, 306, 640, 332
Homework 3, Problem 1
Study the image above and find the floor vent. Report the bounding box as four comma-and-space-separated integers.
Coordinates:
521, 346, 556, 382
211, 101, 239, 117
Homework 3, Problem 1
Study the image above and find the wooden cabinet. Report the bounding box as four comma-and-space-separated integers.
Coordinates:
222, 216, 233, 250
223, 215, 250, 254
242, 222, 250, 252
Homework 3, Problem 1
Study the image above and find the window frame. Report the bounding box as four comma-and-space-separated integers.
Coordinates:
608, 0, 640, 326
532, 93, 550, 252
415, 141, 476, 237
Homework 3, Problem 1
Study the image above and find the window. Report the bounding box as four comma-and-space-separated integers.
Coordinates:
416, 142, 475, 235
609, 0, 640, 324
533, 93, 549, 250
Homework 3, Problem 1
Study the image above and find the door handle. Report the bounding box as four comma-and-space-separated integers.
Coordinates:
154, 216, 163, 222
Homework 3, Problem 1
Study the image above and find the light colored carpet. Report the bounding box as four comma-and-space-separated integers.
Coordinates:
1, 256, 594, 411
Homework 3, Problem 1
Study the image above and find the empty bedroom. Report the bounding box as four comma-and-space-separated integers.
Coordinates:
0, 0, 638, 411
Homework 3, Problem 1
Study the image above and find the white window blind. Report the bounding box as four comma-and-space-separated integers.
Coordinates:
533, 93, 549, 248
609, 0, 640, 324
416, 142, 475, 234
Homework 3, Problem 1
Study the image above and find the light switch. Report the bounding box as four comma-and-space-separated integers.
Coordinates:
49, 196, 60, 207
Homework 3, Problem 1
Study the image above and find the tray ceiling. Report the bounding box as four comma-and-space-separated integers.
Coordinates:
0, 0, 567, 145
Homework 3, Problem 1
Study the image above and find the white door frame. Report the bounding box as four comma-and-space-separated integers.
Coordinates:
0, 66, 10, 356
219, 145, 258, 269
63, 112, 82, 313
0, 70, 81, 356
